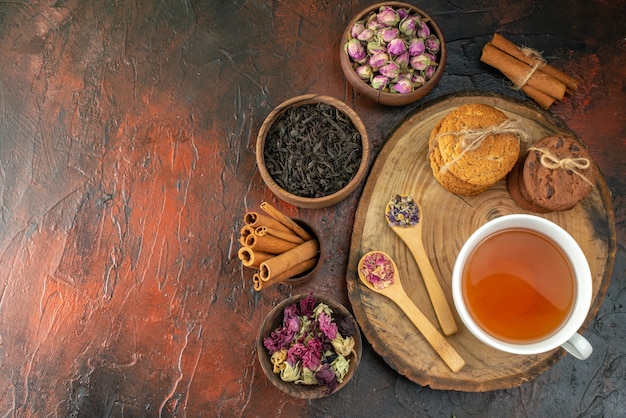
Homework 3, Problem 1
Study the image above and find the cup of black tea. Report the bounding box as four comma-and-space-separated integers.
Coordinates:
451, 214, 593, 360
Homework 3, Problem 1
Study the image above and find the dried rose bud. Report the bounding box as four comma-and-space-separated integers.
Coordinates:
357, 28, 375, 42
410, 54, 431, 71
371, 75, 390, 90
424, 63, 438, 79
396, 8, 410, 21
379, 61, 400, 81
395, 51, 410, 69
387, 38, 406, 56
369, 51, 389, 69
377, 5, 400, 26
355, 64, 373, 80
379, 27, 400, 43
412, 73, 426, 86
351, 21, 366, 38
426, 35, 440, 53
425, 52, 438, 62
408, 38, 425, 56
367, 17, 386, 31
391, 78, 413, 93
399, 15, 419, 36
345, 38, 367, 63
367, 40, 386, 55
417, 21, 431, 38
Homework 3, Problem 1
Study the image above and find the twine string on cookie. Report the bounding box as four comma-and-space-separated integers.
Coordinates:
528, 146, 594, 187
433, 118, 531, 174
513, 47, 546, 90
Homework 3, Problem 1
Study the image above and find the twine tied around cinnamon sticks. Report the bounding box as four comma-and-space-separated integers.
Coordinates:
528, 146, 594, 187
514, 47, 546, 90
432, 118, 532, 173
237, 202, 319, 291
481, 33, 579, 109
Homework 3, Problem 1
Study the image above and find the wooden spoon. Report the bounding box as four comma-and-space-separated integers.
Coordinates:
385, 195, 458, 336
357, 251, 466, 373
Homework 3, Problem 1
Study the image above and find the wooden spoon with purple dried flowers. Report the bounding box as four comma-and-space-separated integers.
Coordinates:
385, 194, 458, 336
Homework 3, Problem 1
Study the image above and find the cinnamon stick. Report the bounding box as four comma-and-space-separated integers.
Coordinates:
245, 233, 299, 254
257, 257, 318, 289
490, 33, 579, 94
255, 226, 304, 244
259, 239, 319, 282
240, 225, 256, 246
243, 211, 293, 235
481, 42, 566, 101
253, 273, 263, 291
238, 246, 273, 268
521, 84, 556, 110
260, 202, 312, 241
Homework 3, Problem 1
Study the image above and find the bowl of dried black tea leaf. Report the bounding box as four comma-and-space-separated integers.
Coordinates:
256, 94, 370, 209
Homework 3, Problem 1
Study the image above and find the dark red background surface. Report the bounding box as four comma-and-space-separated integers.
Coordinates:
0, 1, 624, 416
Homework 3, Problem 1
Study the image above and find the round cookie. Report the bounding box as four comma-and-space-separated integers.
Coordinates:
434, 103, 521, 186
522, 135, 597, 211
429, 119, 489, 196
506, 156, 551, 213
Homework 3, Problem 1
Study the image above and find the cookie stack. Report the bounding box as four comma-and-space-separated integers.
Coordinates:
507, 134, 597, 212
428, 103, 521, 195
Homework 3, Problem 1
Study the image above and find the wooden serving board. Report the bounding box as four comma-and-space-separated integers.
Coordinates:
346, 92, 616, 392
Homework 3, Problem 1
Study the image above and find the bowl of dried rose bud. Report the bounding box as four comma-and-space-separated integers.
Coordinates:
257, 293, 362, 398
340, 2, 447, 106
256, 94, 370, 209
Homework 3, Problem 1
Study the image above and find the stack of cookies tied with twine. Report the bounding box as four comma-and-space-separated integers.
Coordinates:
507, 134, 598, 213
428, 103, 530, 196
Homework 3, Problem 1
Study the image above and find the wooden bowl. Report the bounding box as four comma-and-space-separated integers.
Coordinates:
257, 294, 362, 398
282, 220, 320, 286
256, 94, 370, 209
340, 2, 447, 106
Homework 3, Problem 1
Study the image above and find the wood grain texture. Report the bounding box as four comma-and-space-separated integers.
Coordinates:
347, 92, 616, 391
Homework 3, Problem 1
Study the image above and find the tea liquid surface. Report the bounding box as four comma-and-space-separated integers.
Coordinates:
462, 228, 575, 343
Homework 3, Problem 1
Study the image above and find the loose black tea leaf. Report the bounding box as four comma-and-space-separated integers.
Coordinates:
263, 103, 363, 198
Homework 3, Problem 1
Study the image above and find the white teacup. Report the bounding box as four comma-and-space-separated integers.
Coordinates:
452, 214, 593, 360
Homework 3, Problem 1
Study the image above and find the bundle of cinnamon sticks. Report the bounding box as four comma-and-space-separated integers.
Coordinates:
238, 202, 320, 291
481, 33, 579, 109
